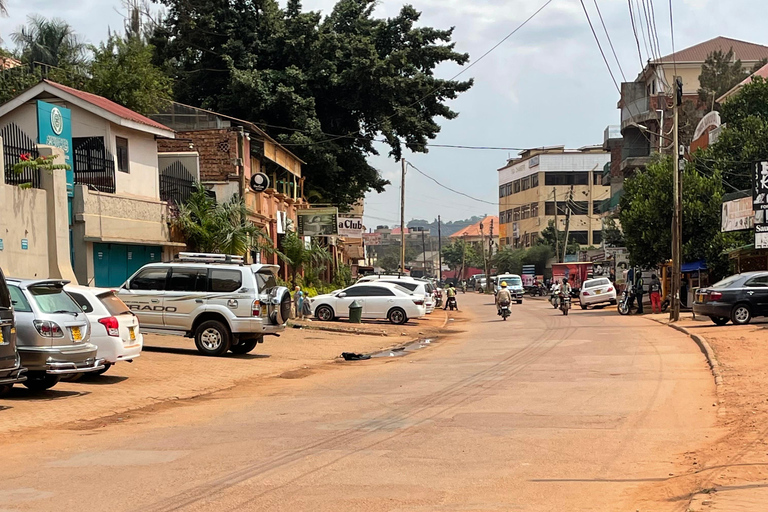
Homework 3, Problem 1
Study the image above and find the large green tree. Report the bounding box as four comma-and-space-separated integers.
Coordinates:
698, 48, 765, 108
441, 239, 480, 276
152, 0, 472, 207
11, 15, 87, 72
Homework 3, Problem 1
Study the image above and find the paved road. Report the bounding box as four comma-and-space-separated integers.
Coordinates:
0, 294, 719, 511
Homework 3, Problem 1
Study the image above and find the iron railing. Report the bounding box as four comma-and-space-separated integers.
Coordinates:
159, 160, 196, 206
72, 137, 116, 193
1, 123, 41, 188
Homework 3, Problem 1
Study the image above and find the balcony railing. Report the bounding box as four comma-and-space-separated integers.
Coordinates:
73, 137, 116, 193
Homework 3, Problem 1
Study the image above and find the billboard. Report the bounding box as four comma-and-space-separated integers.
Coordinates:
37, 100, 72, 191
754, 162, 768, 249
338, 216, 364, 238
363, 233, 382, 246
297, 208, 338, 236
721, 196, 754, 232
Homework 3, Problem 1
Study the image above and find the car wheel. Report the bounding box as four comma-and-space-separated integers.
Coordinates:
710, 316, 729, 326
22, 373, 60, 391
231, 338, 260, 354
731, 304, 752, 325
194, 320, 232, 356
579, 301, 587, 310
315, 305, 334, 322
93, 363, 112, 376
388, 307, 408, 325
0, 384, 12, 396
517, 300, 523, 304
610, 299, 617, 305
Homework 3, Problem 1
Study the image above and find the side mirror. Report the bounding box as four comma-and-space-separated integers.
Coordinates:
338, 292, 347, 298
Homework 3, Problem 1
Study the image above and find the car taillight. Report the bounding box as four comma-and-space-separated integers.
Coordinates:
708, 291, 722, 301
252, 300, 261, 317
33, 320, 64, 338
607, 287, 614, 292
583, 291, 590, 296
98, 316, 120, 337
413, 299, 425, 305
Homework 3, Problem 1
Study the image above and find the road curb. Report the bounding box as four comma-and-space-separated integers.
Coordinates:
649, 318, 723, 387
287, 321, 389, 336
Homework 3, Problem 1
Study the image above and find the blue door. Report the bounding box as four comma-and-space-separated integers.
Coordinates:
93, 244, 163, 288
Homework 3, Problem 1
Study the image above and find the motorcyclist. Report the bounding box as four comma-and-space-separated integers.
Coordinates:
444, 283, 457, 310
496, 281, 512, 315
559, 278, 572, 302
550, 280, 560, 307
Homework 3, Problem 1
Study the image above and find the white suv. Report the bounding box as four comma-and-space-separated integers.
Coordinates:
118, 253, 291, 356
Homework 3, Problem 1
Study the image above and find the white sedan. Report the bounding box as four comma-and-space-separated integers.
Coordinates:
66, 285, 143, 373
578, 278, 617, 309
311, 282, 427, 324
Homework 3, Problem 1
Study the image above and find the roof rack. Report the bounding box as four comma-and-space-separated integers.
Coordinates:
177, 252, 244, 265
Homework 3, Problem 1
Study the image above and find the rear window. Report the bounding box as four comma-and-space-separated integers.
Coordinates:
98, 292, 131, 316
712, 275, 744, 289
254, 271, 277, 292
585, 278, 611, 288
8, 285, 32, 313
384, 281, 417, 291
209, 269, 242, 292
29, 286, 81, 314
69, 292, 94, 313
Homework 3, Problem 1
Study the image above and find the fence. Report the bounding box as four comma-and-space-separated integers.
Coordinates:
72, 137, 116, 193
1, 123, 41, 188
159, 160, 196, 206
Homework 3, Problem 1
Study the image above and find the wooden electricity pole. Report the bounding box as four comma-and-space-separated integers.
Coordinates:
553, 188, 561, 262
671, 77, 683, 322
562, 185, 574, 263
400, 158, 406, 273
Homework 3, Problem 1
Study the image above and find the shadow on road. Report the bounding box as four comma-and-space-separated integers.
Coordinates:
2, 389, 90, 401
143, 345, 271, 359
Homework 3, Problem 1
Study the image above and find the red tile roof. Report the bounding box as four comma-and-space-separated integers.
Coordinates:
450, 216, 500, 238
718, 62, 768, 102
654, 36, 768, 64
43, 80, 172, 132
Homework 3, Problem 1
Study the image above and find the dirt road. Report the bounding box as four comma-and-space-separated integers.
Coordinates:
0, 294, 719, 511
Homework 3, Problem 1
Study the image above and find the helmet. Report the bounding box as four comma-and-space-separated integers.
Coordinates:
562, 278, 568, 283
500, 281, 508, 287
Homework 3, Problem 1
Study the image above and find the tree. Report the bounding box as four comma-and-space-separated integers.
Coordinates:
152, 0, 472, 207
492, 247, 523, 275
280, 230, 332, 286
698, 48, 766, 109
174, 185, 272, 256
377, 244, 417, 273
88, 35, 173, 115
619, 156, 724, 269
441, 239, 478, 276
601, 215, 625, 248
538, 220, 579, 259
11, 15, 87, 72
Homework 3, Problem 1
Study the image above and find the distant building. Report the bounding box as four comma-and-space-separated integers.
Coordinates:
498, 146, 610, 249
450, 215, 500, 249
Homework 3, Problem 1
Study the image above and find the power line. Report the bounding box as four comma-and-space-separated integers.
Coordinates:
406, 162, 499, 206
648, 0, 663, 61
592, 0, 627, 81
579, 0, 621, 92
634, 0, 652, 62
627, 0, 646, 71
668, 0, 678, 79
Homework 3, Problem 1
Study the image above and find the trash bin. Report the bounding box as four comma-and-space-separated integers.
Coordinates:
349, 300, 363, 323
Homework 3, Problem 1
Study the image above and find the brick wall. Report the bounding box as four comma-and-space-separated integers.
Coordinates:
158, 129, 238, 182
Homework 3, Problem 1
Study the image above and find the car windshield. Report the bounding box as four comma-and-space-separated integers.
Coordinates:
28, 285, 81, 314
255, 271, 277, 292
98, 292, 132, 316
500, 276, 522, 286
712, 274, 744, 289
585, 278, 611, 288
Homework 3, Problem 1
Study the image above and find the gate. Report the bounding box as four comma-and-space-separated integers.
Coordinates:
72, 137, 116, 193
1, 123, 40, 188
159, 160, 196, 206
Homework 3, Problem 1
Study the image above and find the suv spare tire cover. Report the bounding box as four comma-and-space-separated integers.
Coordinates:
268, 286, 291, 325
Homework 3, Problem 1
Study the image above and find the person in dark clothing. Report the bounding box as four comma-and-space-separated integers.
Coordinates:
635, 273, 645, 314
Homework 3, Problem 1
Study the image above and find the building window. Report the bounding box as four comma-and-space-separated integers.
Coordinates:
513, 180, 521, 193
593, 231, 603, 245
544, 172, 589, 186
592, 202, 602, 215
116, 136, 129, 173
513, 208, 521, 221
568, 231, 589, 245
531, 202, 539, 217
530, 232, 538, 245
545, 201, 568, 216
521, 176, 530, 191
593, 173, 603, 185
521, 205, 530, 219
499, 185, 505, 198
532, 173, 539, 187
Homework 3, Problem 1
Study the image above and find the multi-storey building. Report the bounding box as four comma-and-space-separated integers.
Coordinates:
498, 146, 610, 249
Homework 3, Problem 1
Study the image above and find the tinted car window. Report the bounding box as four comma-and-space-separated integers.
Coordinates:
383, 281, 417, 291
209, 269, 242, 292
712, 275, 744, 288
69, 292, 94, 313
98, 292, 131, 316
168, 268, 208, 292
585, 279, 611, 288
255, 271, 277, 292
8, 285, 32, 313
131, 268, 169, 290
0, 269, 10, 309
29, 286, 81, 314
368, 287, 396, 296
343, 286, 371, 297
745, 275, 768, 287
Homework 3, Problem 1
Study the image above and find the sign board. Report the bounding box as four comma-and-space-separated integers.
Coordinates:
754, 162, 768, 249
363, 233, 382, 246
0, 239, 3, 251
249, 172, 270, 193
338, 216, 364, 238
276, 211, 287, 235
529, 155, 540, 168
36, 101, 72, 192
693, 111, 722, 142
21, 239, 28, 250
521, 264, 536, 275
721, 196, 754, 232
297, 208, 338, 236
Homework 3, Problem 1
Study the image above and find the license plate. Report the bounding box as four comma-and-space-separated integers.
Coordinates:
595, 290, 602, 295
71, 326, 82, 341
129, 327, 136, 341
0, 330, 4, 344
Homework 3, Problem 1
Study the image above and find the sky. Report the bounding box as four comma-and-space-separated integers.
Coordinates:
2, 0, 767, 228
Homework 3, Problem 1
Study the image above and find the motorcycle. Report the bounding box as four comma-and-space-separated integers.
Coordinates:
461, 282, 467, 294
550, 291, 559, 309
499, 300, 511, 321
433, 290, 443, 309
559, 293, 571, 316
617, 288, 636, 315
447, 296, 458, 311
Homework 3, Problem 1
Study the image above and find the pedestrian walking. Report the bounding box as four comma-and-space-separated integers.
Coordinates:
294, 286, 305, 320
649, 274, 662, 313
635, 273, 645, 314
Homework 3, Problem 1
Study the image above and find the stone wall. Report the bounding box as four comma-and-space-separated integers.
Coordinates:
158, 129, 238, 182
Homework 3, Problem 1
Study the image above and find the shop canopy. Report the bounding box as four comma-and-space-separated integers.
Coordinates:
681, 260, 707, 273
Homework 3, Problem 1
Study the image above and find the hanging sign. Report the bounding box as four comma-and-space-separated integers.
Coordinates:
249, 172, 270, 193
337, 216, 363, 238
297, 208, 338, 236
754, 162, 768, 249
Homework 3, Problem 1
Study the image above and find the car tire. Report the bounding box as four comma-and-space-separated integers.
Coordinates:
315, 305, 334, 322
710, 316, 729, 326
731, 304, 752, 325
93, 363, 112, 376
0, 384, 12, 396
517, 300, 523, 304
610, 299, 617, 305
231, 338, 260, 354
194, 320, 232, 356
22, 373, 60, 391
388, 307, 408, 325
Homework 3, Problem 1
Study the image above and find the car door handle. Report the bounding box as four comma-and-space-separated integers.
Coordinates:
151, 299, 159, 303
195, 299, 203, 303
747, 291, 755, 295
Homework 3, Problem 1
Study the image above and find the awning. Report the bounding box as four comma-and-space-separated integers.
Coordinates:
681, 260, 707, 273
83, 236, 187, 247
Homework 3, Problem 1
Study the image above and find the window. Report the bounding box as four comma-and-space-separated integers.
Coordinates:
255, 271, 277, 292
545, 202, 568, 216
585, 278, 611, 288
499, 185, 505, 198
513, 208, 521, 221
530, 232, 538, 244
98, 292, 131, 316
343, 285, 374, 297
544, 172, 589, 186
209, 269, 242, 292
29, 286, 81, 314
521, 176, 530, 191
592, 231, 603, 245
593, 202, 602, 215
531, 173, 539, 187
8, 285, 32, 313
513, 180, 521, 193
116, 136, 129, 173
523, 233, 530, 247
746, 276, 768, 287
168, 268, 208, 292
130, 268, 169, 290
384, 281, 417, 291
531, 202, 539, 217
0, 272, 10, 309
69, 292, 94, 313
568, 231, 589, 245
521, 205, 530, 219
369, 286, 396, 296
593, 173, 603, 185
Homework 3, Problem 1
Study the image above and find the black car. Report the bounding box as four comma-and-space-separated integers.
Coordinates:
693, 271, 768, 325
0, 267, 27, 394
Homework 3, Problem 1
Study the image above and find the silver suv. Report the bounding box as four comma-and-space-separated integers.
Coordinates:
118, 253, 291, 356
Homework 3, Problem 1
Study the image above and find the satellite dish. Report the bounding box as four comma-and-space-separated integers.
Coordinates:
249, 172, 270, 192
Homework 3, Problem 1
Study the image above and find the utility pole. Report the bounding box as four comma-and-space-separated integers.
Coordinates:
437, 216, 443, 283
562, 185, 574, 263
400, 158, 406, 273
421, 228, 427, 277
461, 234, 467, 283
553, 188, 561, 262
479, 221, 488, 293
671, 77, 683, 322
487, 219, 494, 293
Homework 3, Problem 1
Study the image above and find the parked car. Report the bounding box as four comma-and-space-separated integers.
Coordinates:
7, 279, 104, 391
493, 274, 524, 303
361, 276, 436, 314
0, 268, 26, 395
311, 282, 427, 324
578, 277, 617, 309
66, 285, 143, 374
694, 271, 768, 325
118, 252, 291, 356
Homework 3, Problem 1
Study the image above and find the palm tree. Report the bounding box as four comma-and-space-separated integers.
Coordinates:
11, 15, 87, 70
